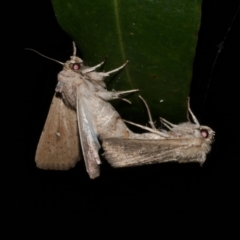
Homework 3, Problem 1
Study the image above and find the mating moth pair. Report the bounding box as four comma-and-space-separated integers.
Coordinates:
27, 42, 215, 179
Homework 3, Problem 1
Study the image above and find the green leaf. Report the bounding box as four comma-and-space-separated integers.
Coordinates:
52, 0, 201, 124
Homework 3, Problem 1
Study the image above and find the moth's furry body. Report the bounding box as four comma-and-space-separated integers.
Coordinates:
102, 97, 215, 168
34, 44, 138, 179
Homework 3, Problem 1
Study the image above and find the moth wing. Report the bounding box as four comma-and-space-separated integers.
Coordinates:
76, 86, 101, 179
102, 137, 205, 167
35, 94, 81, 170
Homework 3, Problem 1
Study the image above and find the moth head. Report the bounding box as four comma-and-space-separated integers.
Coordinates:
65, 56, 84, 72
64, 42, 84, 72
197, 125, 215, 143
162, 98, 215, 142
167, 122, 215, 143
185, 98, 215, 143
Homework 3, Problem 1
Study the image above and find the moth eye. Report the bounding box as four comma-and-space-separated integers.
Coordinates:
70, 63, 81, 71
200, 129, 209, 138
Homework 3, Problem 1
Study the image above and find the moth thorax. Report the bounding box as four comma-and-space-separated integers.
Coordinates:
55, 82, 77, 109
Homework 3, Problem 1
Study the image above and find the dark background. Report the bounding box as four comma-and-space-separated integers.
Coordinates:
8, 0, 239, 232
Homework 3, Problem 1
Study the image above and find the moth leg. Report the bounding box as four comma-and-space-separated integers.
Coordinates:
96, 89, 139, 103
95, 61, 129, 78
159, 117, 177, 129
110, 89, 139, 103
105, 60, 129, 75
82, 60, 106, 74
186, 97, 200, 126
123, 119, 169, 137
139, 95, 156, 130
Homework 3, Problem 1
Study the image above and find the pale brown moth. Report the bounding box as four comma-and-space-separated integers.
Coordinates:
26, 42, 138, 179
102, 96, 215, 168
27, 43, 215, 179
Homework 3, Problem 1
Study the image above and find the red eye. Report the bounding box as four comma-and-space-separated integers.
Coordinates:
71, 63, 81, 70
201, 129, 209, 138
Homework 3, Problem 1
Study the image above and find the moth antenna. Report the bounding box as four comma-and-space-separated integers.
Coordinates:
123, 120, 169, 138
72, 42, 77, 56
186, 98, 191, 122
139, 95, 156, 130
187, 97, 200, 126
159, 117, 177, 129
25, 48, 64, 65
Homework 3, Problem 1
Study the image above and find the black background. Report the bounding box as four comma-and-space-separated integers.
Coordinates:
7, 0, 240, 233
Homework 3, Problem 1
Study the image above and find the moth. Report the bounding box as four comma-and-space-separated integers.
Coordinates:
26, 42, 138, 179
102, 96, 215, 167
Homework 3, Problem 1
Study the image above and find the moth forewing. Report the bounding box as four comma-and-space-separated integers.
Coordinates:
76, 86, 101, 179
102, 137, 207, 167
35, 94, 81, 170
